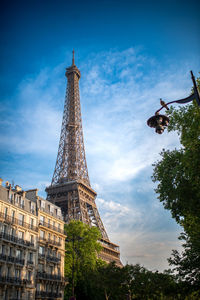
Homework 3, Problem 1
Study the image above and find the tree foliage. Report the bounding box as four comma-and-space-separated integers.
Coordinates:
72, 262, 186, 300
64, 220, 102, 299
152, 77, 200, 290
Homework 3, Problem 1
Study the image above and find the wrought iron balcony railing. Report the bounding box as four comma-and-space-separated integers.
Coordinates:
0, 212, 38, 232
0, 253, 25, 265
39, 236, 61, 247
36, 291, 62, 298
38, 253, 45, 260
0, 232, 35, 248
36, 272, 65, 282
39, 220, 64, 234
0, 276, 31, 285
46, 255, 61, 263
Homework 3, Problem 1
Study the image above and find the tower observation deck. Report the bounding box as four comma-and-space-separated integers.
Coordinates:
46, 51, 122, 266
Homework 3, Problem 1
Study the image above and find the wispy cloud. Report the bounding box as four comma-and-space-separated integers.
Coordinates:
1, 47, 196, 270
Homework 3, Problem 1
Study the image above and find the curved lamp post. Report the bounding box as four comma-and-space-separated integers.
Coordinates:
147, 71, 200, 134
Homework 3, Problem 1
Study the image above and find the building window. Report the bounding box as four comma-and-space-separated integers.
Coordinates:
50, 206, 54, 215
18, 213, 24, 226
41, 200, 45, 210
19, 197, 24, 209
38, 264, 44, 272
10, 227, 15, 236
30, 234, 34, 245
39, 246, 44, 255
40, 230, 45, 239
49, 266, 53, 275
30, 218, 34, 229
29, 252, 33, 262
2, 224, 7, 234
40, 215, 45, 225
11, 210, 15, 221
30, 202, 35, 213
7, 266, 11, 277
4, 207, 8, 216
57, 209, 61, 218
18, 231, 24, 240
16, 249, 22, 259
1, 245, 5, 255
28, 270, 32, 281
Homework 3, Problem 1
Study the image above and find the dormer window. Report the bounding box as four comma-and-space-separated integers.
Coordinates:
41, 201, 45, 210
30, 202, 35, 213
50, 206, 54, 215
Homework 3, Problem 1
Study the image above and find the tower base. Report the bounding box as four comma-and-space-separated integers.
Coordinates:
45, 181, 122, 267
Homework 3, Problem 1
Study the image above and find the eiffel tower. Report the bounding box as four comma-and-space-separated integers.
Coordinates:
46, 51, 122, 266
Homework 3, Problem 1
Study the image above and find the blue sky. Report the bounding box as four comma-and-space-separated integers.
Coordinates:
0, 0, 200, 270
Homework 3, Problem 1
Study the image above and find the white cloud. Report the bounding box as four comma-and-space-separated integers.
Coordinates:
96, 195, 182, 271
97, 198, 132, 216
1, 47, 195, 271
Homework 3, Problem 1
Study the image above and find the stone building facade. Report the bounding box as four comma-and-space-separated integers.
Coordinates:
0, 179, 66, 300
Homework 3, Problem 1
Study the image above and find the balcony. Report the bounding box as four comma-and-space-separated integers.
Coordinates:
0, 253, 25, 265
0, 232, 35, 248
39, 221, 64, 234
0, 253, 7, 261
38, 253, 45, 260
36, 291, 62, 298
46, 255, 61, 263
15, 257, 25, 265
39, 237, 61, 247
7, 256, 15, 263
36, 272, 65, 282
0, 212, 38, 232
0, 276, 29, 286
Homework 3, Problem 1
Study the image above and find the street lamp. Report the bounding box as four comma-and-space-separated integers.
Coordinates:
147, 71, 200, 134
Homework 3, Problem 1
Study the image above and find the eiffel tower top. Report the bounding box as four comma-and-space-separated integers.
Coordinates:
51, 51, 90, 187
65, 49, 81, 79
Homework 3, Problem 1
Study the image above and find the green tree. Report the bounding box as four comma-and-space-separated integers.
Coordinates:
152, 77, 200, 291
76, 262, 179, 300
122, 264, 177, 300
93, 262, 126, 300
64, 220, 102, 299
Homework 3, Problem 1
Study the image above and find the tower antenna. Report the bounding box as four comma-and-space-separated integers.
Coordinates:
72, 49, 75, 65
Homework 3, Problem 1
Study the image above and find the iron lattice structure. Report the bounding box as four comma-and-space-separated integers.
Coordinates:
52, 55, 90, 187
46, 53, 121, 265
